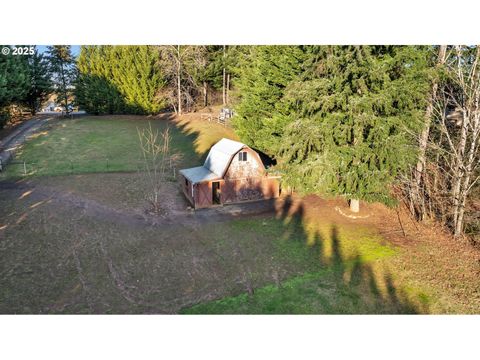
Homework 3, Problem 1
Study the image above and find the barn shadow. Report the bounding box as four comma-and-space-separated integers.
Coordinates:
270, 194, 424, 314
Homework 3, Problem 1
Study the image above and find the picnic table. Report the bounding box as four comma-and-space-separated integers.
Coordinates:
201, 108, 235, 126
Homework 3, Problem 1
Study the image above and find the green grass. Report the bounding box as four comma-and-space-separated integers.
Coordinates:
1, 114, 463, 314
2, 116, 226, 178
180, 216, 419, 314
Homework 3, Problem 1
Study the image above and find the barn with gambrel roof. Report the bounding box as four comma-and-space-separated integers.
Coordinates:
178, 138, 280, 209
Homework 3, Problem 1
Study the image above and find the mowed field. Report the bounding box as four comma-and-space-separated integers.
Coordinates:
0, 115, 478, 314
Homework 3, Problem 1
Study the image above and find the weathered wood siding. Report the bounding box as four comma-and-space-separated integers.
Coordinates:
224, 147, 264, 179
221, 176, 280, 204
179, 146, 281, 208
194, 181, 216, 209
179, 174, 195, 206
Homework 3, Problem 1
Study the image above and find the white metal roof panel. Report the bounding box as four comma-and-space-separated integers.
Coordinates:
203, 138, 246, 177
179, 166, 220, 184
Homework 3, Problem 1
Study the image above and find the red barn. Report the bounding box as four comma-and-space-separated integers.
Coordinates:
179, 138, 281, 209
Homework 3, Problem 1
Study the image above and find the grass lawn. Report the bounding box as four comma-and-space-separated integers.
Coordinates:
0, 176, 417, 314
0, 114, 478, 314
1, 114, 237, 178
182, 217, 411, 314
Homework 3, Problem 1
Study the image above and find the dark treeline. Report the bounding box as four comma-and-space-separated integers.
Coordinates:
232, 45, 479, 241
75, 45, 241, 115
0, 45, 53, 126
0, 45, 75, 127
0, 45, 478, 240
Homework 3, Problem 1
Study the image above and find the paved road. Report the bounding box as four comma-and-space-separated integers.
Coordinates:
0, 116, 53, 171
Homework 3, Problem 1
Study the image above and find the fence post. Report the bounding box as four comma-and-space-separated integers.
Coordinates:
70, 160, 73, 174
106, 158, 109, 171
0, 158, 2, 172
23, 161, 26, 176
173, 167, 176, 179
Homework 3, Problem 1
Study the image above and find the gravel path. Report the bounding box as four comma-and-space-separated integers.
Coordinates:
0, 116, 54, 171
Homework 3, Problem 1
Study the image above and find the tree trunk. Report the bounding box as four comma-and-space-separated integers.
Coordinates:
452, 110, 469, 232
350, 199, 360, 213
177, 46, 182, 115
60, 61, 69, 114
412, 45, 447, 220
226, 73, 230, 105
222, 45, 226, 106
203, 81, 208, 107
30, 99, 36, 115
452, 46, 480, 236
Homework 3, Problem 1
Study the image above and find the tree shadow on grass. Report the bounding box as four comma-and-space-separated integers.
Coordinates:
185, 195, 427, 314
173, 115, 238, 165
272, 195, 425, 314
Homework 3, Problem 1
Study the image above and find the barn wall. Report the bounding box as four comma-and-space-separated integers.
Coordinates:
221, 176, 280, 204
179, 174, 194, 206
224, 147, 264, 180
194, 181, 216, 209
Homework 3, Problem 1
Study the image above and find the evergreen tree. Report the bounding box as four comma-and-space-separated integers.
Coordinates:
232, 45, 308, 155
0, 46, 30, 127
46, 45, 75, 113
112, 46, 167, 114
279, 46, 432, 211
76, 45, 125, 114
23, 50, 53, 114
76, 46, 166, 115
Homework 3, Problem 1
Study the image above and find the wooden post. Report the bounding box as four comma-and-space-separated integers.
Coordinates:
23, 161, 27, 176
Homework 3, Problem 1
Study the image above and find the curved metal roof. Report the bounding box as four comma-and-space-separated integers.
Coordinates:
204, 138, 246, 177
180, 138, 246, 184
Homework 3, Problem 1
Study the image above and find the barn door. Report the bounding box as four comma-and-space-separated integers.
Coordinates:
212, 181, 221, 205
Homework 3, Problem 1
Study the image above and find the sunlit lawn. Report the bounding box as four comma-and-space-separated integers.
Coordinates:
2, 115, 237, 178
181, 215, 423, 314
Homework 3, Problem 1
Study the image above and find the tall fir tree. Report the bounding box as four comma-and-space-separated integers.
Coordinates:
279, 46, 432, 211
46, 45, 75, 113
0, 46, 30, 127
76, 45, 125, 114
23, 50, 53, 114
232, 45, 308, 155
76, 46, 166, 115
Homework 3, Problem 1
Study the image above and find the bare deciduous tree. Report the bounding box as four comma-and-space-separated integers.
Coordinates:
404, 45, 480, 240
438, 46, 480, 236
158, 45, 207, 114
411, 45, 447, 219
137, 124, 172, 214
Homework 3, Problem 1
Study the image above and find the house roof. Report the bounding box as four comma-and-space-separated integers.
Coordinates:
204, 138, 246, 177
179, 166, 220, 184
180, 138, 247, 184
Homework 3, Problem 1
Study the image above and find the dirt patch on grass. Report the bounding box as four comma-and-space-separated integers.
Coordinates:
0, 172, 410, 314
1, 172, 479, 313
